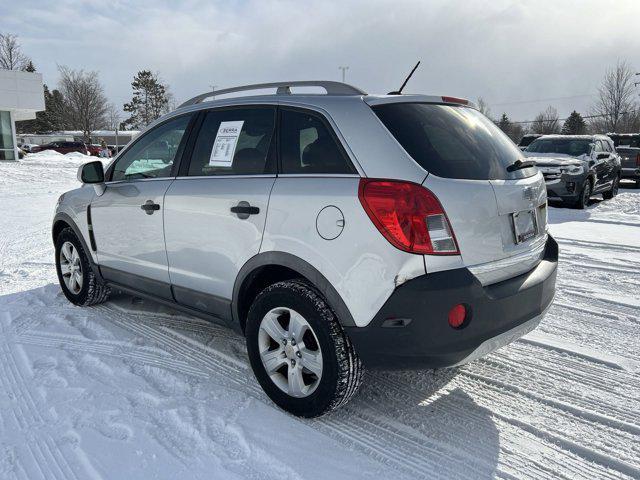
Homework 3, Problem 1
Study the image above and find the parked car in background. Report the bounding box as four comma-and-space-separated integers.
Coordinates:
518, 133, 543, 150
615, 146, 640, 186
30, 141, 88, 155
86, 144, 103, 156
524, 134, 621, 208
17, 143, 38, 153
52, 81, 557, 417
607, 133, 640, 148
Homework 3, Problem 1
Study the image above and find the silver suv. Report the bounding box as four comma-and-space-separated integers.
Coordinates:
53, 81, 558, 417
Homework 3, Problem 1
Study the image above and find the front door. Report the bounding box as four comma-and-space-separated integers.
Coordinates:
164, 106, 277, 318
91, 113, 193, 298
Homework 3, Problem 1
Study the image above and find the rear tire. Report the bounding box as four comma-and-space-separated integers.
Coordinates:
245, 279, 364, 417
602, 177, 619, 200
55, 227, 110, 306
574, 179, 592, 209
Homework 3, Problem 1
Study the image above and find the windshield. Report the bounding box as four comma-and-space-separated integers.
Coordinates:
526, 138, 592, 156
372, 103, 532, 180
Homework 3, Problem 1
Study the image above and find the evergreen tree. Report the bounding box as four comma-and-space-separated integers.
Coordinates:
122, 70, 170, 129
497, 113, 511, 133
16, 85, 66, 134
561, 111, 587, 135
24, 60, 36, 72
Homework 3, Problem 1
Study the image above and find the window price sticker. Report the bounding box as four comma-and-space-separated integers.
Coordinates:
209, 120, 244, 167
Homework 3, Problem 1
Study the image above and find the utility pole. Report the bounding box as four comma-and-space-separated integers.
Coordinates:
338, 66, 349, 83
209, 84, 218, 99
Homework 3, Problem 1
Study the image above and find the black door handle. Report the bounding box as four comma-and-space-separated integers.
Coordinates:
141, 200, 160, 215
231, 201, 259, 219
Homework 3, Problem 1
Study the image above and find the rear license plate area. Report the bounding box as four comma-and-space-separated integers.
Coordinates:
512, 209, 538, 244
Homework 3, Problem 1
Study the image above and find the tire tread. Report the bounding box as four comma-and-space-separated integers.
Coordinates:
249, 279, 364, 416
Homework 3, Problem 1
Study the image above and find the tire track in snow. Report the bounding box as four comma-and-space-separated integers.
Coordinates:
366, 367, 638, 480
555, 237, 640, 254
15, 331, 208, 378
0, 339, 88, 480
455, 373, 640, 474
478, 345, 640, 424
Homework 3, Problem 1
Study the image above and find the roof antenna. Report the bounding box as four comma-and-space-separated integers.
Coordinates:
388, 61, 421, 95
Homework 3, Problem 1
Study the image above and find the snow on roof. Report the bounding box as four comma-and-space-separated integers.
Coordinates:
60, 130, 140, 136
537, 134, 604, 140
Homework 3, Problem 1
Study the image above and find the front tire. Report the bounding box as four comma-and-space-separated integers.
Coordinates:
245, 279, 364, 417
574, 179, 592, 209
55, 227, 110, 306
602, 177, 619, 200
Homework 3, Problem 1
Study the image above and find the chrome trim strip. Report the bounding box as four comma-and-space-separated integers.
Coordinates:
468, 234, 547, 286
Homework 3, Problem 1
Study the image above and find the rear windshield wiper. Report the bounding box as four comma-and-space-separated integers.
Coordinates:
506, 159, 536, 172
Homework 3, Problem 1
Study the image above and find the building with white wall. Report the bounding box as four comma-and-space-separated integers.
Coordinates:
0, 69, 45, 160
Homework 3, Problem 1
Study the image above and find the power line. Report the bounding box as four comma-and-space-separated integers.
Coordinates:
491, 93, 596, 107
510, 111, 631, 125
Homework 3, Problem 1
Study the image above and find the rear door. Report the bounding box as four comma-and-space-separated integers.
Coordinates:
163, 106, 277, 317
91, 113, 194, 298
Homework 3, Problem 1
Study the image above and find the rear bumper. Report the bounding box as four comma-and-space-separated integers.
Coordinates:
346, 236, 558, 369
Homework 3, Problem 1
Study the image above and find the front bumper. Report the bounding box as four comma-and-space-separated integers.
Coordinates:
543, 176, 585, 202
346, 236, 558, 369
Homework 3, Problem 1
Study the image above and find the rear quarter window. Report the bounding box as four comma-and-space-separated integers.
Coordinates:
372, 103, 533, 180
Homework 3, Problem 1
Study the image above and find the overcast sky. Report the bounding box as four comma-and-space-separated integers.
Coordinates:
4, 0, 640, 121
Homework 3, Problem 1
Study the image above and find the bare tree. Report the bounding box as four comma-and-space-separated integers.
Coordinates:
531, 106, 560, 134
477, 97, 492, 119
57, 66, 109, 141
106, 103, 121, 131
0, 33, 31, 70
589, 60, 638, 133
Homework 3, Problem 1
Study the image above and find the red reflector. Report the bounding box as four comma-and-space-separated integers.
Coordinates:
448, 304, 467, 329
441, 96, 469, 105
358, 179, 459, 255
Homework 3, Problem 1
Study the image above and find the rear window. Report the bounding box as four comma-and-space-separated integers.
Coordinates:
611, 136, 640, 148
372, 103, 531, 180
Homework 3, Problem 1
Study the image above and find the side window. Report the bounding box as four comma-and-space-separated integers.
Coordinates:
187, 107, 276, 176
111, 114, 192, 181
280, 109, 355, 174
594, 141, 603, 153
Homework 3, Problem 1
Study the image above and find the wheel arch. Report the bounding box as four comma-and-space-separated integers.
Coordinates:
232, 251, 356, 334
52, 212, 102, 280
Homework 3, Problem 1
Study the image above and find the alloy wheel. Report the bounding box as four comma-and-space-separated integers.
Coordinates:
258, 307, 323, 398
59, 241, 83, 294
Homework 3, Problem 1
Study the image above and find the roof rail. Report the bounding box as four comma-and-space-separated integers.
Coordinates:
179, 81, 367, 108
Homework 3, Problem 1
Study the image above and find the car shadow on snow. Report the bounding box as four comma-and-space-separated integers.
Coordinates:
100, 291, 501, 478
333, 369, 501, 478
2, 285, 501, 479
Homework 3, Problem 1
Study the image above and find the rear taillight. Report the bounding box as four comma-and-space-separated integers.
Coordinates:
636, 153, 640, 167
358, 179, 459, 255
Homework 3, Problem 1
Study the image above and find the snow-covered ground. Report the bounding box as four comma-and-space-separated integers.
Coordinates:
0, 155, 638, 480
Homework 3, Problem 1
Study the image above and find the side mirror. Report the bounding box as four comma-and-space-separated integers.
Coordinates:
596, 153, 608, 160
78, 160, 104, 184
